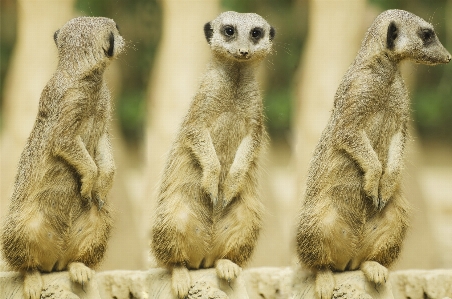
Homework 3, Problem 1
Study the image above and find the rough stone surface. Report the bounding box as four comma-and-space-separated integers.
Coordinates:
0, 271, 101, 299
96, 268, 249, 299
390, 270, 452, 299
1, 268, 452, 299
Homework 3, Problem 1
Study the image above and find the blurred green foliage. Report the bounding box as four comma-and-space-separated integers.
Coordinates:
76, 0, 162, 147
1, 0, 451, 144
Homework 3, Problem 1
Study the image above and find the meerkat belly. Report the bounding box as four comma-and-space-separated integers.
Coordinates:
210, 112, 248, 177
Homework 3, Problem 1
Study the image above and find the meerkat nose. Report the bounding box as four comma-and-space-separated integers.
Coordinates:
239, 49, 249, 56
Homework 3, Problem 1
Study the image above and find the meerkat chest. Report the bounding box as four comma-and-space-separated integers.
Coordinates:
365, 79, 409, 155
77, 93, 109, 153
210, 111, 249, 150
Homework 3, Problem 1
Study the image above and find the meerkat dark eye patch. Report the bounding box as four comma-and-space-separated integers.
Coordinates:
53, 29, 60, 46
250, 27, 263, 39
204, 22, 213, 44
115, 24, 120, 33
419, 28, 435, 46
270, 27, 275, 41
386, 21, 398, 50
223, 25, 235, 37
105, 31, 114, 57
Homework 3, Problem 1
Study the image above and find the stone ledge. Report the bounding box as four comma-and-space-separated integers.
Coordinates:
1, 267, 452, 299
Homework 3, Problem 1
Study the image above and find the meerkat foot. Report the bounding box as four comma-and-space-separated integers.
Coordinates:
360, 261, 388, 285
315, 269, 335, 299
68, 262, 94, 287
23, 270, 43, 299
172, 265, 191, 299
215, 259, 242, 281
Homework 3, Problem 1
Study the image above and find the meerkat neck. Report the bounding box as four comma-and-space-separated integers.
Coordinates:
210, 56, 259, 83
58, 63, 106, 83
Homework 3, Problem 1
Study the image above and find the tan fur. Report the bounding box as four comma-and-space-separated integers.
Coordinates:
295, 9, 451, 299
150, 11, 274, 299
0, 17, 124, 299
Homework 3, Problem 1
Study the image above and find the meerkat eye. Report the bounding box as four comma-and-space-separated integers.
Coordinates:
224, 26, 234, 36
421, 28, 435, 44
251, 28, 262, 39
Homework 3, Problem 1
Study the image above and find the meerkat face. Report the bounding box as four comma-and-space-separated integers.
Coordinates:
53, 17, 125, 71
204, 11, 275, 62
381, 10, 451, 65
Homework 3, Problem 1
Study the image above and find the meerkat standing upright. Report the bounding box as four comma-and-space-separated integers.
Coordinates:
296, 9, 451, 299
151, 11, 275, 299
1, 17, 124, 299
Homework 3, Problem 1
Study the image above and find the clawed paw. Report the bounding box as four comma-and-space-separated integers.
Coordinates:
201, 172, 220, 207
372, 196, 387, 211
172, 266, 191, 299
23, 271, 42, 299
360, 261, 388, 285
68, 262, 94, 287
315, 270, 335, 299
215, 259, 242, 281
94, 193, 105, 210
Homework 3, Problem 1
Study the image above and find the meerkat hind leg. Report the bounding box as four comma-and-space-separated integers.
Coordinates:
215, 259, 242, 281
23, 270, 43, 299
315, 269, 335, 299
68, 262, 94, 286
172, 264, 192, 299
360, 261, 388, 285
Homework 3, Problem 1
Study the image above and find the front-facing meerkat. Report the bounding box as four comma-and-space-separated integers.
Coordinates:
296, 9, 451, 299
151, 11, 275, 298
1, 17, 124, 299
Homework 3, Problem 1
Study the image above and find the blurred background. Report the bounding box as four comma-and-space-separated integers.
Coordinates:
1, 0, 451, 271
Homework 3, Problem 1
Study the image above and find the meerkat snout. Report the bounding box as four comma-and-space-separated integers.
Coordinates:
382, 10, 451, 65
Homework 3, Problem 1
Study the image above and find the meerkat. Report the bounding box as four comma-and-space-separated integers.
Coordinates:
295, 9, 451, 299
150, 11, 275, 299
1, 17, 124, 299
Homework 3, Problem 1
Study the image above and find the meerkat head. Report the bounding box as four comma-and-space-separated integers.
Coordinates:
203, 11, 275, 62
53, 17, 125, 73
365, 9, 451, 65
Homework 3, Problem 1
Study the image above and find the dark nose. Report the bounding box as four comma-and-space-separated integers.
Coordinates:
239, 49, 249, 56
447, 54, 452, 63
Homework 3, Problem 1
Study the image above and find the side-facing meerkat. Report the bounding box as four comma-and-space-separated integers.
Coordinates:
296, 9, 451, 299
1, 17, 124, 299
151, 11, 275, 299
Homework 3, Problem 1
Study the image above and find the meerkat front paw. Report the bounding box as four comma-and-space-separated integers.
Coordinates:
68, 262, 94, 287
80, 167, 98, 201
360, 261, 388, 285
201, 165, 221, 206
172, 265, 192, 299
363, 165, 382, 208
377, 172, 397, 210
222, 171, 243, 207
215, 259, 242, 281
315, 269, 335, 299
23, 270, 43, 299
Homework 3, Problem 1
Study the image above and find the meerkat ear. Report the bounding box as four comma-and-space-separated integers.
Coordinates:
269, 27, 275, 41
204, 22, 213, 44
106, 31, 114, 57
386, 21, 398, 50
53, 29, 60, 46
